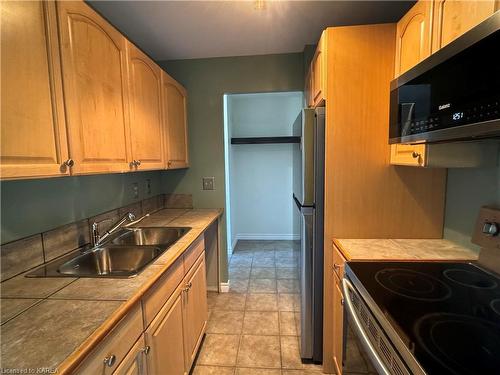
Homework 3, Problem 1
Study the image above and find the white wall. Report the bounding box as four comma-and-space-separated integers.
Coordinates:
227, 92, 302, 248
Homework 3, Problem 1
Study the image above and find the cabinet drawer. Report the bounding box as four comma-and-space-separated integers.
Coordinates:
75, 304, 143, 375
390, 144, 427, 167
142, 256, 184, 327
113, 334, 147, 375
183, 235, 205, 273
333, 244, 346, 279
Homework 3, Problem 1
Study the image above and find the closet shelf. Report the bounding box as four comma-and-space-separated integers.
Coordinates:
231, 136, 300, 145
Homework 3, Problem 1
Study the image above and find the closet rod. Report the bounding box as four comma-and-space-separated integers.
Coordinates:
231, 136, 300, 145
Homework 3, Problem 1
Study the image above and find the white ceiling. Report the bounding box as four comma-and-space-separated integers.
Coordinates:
89, 0, 414, 61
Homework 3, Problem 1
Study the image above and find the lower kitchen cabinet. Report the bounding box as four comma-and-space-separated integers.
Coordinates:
75, 249, 208, 375
182, 254, 209, 370
145, 254, 208, 375
332, 244, 346, 375
145, 288, 186, 375
333, 274, 344, 375
114, 335, 148, 375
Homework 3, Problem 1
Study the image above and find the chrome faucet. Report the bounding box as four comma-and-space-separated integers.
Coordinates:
92, 212, 136, 247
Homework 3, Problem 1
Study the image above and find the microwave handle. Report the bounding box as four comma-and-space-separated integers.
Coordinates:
342, 278, 391, 375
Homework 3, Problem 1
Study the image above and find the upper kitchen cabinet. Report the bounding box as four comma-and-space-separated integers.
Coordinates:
310, 32, 327, 107
1, 1, 70, 180
394, 0, 433, 77
57, 1, 132, 175
127, 43, 165, 171
305, 31, 327, 108
162, 72, 189, 169
432, 0, 499, 51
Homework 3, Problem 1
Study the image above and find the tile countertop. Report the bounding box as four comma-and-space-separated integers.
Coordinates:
0, 208, 222, 372
334, 238, 480, 261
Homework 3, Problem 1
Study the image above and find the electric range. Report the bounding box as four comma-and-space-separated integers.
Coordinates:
343, 261, 500, 375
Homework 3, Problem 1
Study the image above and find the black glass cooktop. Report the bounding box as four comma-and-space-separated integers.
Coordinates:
347, 262, 500, 375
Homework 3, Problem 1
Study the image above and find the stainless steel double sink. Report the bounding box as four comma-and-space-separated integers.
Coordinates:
27, 227, 190, 278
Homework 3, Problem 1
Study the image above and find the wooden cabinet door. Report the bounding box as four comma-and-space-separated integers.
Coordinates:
390, 144, 427, 167
145, 289, 187, 375
57, 1, 132, 175
432, 0, 498, 52
182, 255, 208, 370
127, 43, 165, 171
311, 32, 326, 107
1, 1, 69, 180
395, 0, 433, 76
332, 274, 344, 375
114, 335, 148, 375
304, 69, 313, 108
162, 72, 189, 169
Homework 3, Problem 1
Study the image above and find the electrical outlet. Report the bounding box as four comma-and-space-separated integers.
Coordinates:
132, 182, 139, 199
202, 177, 215, 190
146, 179, 152, 195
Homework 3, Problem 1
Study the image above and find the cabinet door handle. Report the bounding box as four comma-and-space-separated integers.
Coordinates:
333, 263, 340, 270
103, 354, 116, 367
64, 159, 74, 167
136, 160, 141, 166
141, 345, 151, 355
183, 281, 193, 292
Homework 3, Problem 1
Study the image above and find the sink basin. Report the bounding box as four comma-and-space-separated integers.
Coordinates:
57, 245, 162, 277
26, 226, 191, 278
110, 227, 190, 247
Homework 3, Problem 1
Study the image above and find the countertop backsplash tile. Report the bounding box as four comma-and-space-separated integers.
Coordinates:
0, 194, 195, 283
42, 219, 90, 262
0, 234, 44, 282
165, 193, 193, 209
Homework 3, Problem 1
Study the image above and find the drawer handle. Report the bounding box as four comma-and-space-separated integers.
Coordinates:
141, 345, 151, 355
103, 354, 116, 367
412, 151, 421, 159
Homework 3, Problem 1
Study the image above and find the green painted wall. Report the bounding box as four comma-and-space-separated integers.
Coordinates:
159, 53, 305, 281
1, 171, 162, 244
443, 152, 500, 250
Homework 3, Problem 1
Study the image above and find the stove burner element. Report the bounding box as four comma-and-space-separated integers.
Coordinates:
491, 299, 500, 317
443, 269, 498, 289
415, 313, 500, 375
375, 268, 451, 301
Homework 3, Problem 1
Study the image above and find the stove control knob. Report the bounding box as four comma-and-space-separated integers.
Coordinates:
482, 222, 499, 236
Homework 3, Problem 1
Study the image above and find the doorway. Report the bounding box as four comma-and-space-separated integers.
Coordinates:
223, 91, 303, 256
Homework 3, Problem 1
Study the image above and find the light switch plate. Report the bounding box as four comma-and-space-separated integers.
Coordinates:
202, 177, 215, 190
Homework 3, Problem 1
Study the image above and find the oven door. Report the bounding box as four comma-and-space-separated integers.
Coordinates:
342, 277, 411, 375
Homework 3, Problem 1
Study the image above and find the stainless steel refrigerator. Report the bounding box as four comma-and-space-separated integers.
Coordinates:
292, 107, 325, 362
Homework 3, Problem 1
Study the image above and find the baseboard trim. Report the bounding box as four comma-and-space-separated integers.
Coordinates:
220, 282, 230, 293
234, 234, 300, 241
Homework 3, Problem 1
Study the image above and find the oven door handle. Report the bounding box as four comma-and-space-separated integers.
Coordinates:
342, 277, 391, 375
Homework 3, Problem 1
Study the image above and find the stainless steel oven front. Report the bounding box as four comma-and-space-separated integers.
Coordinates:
342, 275, 414, 375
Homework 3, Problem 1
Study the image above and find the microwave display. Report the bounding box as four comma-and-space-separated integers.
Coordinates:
389, 27, 500, 144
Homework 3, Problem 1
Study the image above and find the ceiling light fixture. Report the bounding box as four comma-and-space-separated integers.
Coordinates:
254, 0, 266, 11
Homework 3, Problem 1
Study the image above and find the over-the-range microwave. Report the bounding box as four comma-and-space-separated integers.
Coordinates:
389, 11, 500, 144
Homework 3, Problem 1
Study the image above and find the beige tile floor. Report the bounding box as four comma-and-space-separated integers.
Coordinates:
193, 240, 324, 375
